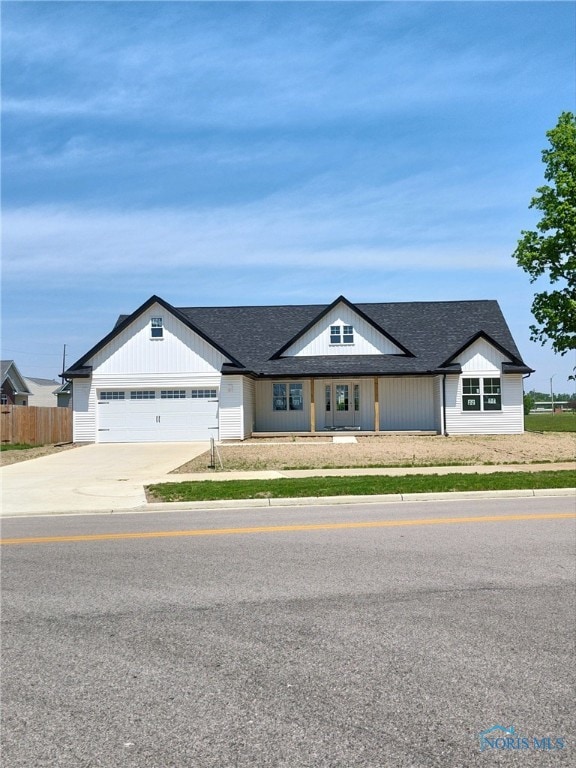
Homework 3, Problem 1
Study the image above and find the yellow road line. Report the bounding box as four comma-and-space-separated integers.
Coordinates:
1, 512, 574, 545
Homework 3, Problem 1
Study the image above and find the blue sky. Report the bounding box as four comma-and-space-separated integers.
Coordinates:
2, 1, 575, 394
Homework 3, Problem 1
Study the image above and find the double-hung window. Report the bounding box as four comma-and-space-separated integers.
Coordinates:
151, 317, 163, 338
330, 326, 341, 344
330, 325, 354, 344
273, 382, 303, 411
482, 378, 502, 410
462, 378, 501, 411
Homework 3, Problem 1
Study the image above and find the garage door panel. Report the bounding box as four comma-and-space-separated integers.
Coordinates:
97, 393, 218, 442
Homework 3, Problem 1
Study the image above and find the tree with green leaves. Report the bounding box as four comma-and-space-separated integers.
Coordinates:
513, 112, 576, 371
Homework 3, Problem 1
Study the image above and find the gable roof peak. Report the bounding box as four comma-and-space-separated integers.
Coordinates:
64, 294, 243, 376
270, 294, 413, 359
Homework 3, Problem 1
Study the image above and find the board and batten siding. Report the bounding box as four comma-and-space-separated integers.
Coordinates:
74, 303, 229, 441
254, 380, 311, 432
284, 303, 403, 356
89, 304, 229, 376
314, 378, 374, 430
242, 378, 255, 438
458, 337, 511, 372
72, 380, 97, 442
379, 377, 436, 431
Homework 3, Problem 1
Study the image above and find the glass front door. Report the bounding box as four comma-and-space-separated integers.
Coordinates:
325, 382, 359, 428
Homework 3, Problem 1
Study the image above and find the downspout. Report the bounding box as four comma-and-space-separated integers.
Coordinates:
522, 372, 532, 430
442, 374, 448, 436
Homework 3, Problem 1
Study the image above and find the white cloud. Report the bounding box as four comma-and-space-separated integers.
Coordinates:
3, 169, 519, 283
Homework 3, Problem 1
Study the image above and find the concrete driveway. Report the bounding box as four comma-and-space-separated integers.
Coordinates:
0, 443, 209, 516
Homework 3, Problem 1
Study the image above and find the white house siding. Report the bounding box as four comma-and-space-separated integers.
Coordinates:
72, 380, 96, 442
285, 303, 402, 356
242, 377, 255, 438
458, 337, 511, 371
313, 378, 374, 430
443, 339, 524, 434
74, 303, 229, 442
219, 376, 244, 440
444, 374, 524, 434
379, 377, 436, 431
89, 303, 228, 375
254, 380, 311, 432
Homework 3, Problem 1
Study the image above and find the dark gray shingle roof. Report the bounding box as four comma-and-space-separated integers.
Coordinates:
178, 299, 531, 376
67, 296, 533, 378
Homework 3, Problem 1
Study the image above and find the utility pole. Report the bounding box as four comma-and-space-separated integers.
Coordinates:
61, 344, 67, 385
550, 374, 555, 415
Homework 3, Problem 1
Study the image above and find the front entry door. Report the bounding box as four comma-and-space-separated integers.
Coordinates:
326, 382, 358, 428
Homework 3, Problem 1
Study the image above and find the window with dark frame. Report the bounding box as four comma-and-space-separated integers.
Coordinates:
483, 378, 502, 410
273, 382, 303, 411
462, 377, 501, 412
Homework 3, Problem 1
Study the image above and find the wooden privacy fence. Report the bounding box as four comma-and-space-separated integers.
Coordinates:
1, 406, 72, 445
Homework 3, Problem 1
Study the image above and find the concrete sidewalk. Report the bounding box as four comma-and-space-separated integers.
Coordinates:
1, 441, 573, 517
159, 462, 576, 483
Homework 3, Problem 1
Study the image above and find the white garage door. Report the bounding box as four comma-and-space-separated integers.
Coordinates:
97, 389, 218, 443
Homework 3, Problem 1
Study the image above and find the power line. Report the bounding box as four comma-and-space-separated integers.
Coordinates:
1, 348, 70, 358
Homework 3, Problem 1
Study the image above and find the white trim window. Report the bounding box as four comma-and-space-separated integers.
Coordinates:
151, 317, 163, 338
462, 377, 501, 411
330, 324, 354, 344
273, 382, 303, 411
161, 390, 186, 399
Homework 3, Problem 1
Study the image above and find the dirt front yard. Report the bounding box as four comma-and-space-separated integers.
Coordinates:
0, 443, 78, 466
173, 432, 576, 473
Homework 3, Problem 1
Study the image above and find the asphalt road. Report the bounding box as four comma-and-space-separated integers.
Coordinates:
2, 496, 575, 767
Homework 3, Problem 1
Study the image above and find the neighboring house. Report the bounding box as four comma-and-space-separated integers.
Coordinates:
63, 294, 533, 443
1, 360, 31, 406
54, 381, 72, 408
24, 376, 61, 408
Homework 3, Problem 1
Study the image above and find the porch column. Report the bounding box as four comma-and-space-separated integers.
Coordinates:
310, 378, 315, 432
374, 377, 380, 432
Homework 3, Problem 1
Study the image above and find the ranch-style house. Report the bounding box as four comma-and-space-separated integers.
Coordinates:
64, 294, 533, 442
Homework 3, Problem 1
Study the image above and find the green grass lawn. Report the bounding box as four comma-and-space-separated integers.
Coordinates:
525, 412, 576, 432
147, 470, 575, 503
0, 443, 37, 451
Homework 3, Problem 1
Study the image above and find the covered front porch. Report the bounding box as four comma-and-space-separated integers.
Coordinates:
253, 376, 440, 434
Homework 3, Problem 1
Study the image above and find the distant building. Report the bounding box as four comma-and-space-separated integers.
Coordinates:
24, 376, 61, 408
1, 360, 31, 406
